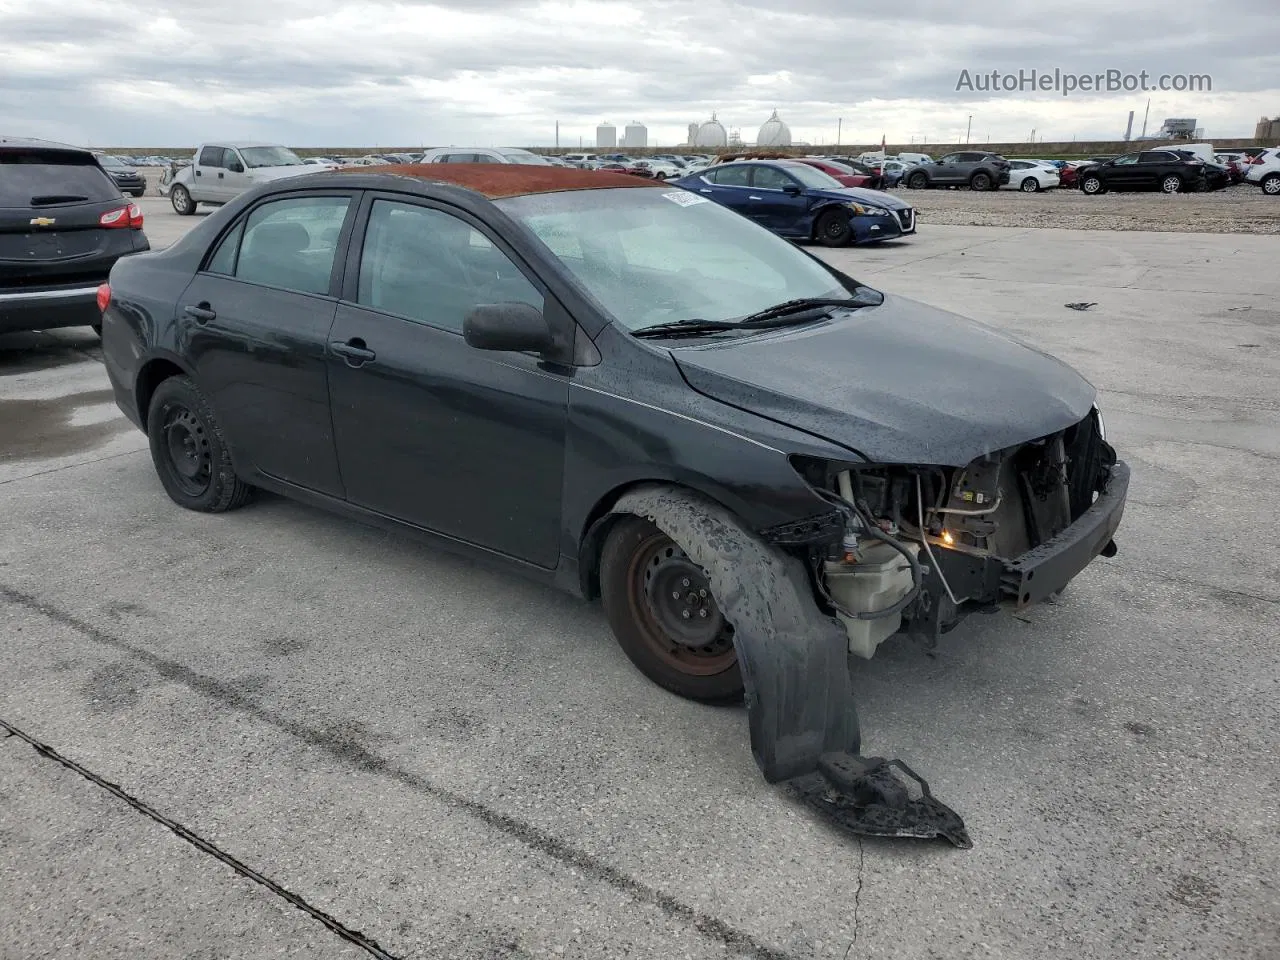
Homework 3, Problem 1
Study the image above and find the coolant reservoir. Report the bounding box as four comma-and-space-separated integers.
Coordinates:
824, 540, 919, 660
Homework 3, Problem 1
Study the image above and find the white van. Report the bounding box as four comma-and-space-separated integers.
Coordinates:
1171, 143, 1215, 164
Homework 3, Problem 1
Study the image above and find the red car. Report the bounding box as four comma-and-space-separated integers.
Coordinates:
1058, 163, 1080, 188
793, 157, 874, 188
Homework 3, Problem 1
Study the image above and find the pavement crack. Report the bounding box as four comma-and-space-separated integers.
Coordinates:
0, 584, 797, 960
849, 838, 864, 958
0, 715, 400, 960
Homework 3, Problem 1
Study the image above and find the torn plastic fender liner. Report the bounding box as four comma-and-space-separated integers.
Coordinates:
607, 485, 971, 848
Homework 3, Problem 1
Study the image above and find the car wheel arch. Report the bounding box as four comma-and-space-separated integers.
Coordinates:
576, 477, 753, 600
135, 354, 195, 429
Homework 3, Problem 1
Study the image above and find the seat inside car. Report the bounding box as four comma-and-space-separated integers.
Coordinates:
239, 220, 328, 294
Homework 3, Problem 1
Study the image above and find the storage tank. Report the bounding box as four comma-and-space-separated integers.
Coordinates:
756, 109, 792, 147
595, 123, 616, 148
623, 122, 648, 148
693, 113, 728, 148
687, 122, 699, 145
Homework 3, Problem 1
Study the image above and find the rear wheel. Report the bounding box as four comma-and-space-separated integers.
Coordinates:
1261, 173, 1280, 196
599, 517, 743, 703
906, 171, 928, 189
129, 189, 145, 198
171, 184, 196, 216
146, 375, 253, 512
1160, 175, 1183, 194
969, 171, 992, 191
1020, 176, 1041, 192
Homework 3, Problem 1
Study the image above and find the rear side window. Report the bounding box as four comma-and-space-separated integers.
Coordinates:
231, 196, 351, 295
0, 151, 120, 207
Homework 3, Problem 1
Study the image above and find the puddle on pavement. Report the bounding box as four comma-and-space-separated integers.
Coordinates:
0, 388, 133, 462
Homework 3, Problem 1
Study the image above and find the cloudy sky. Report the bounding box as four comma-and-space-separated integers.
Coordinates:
2, 0, 1276, 149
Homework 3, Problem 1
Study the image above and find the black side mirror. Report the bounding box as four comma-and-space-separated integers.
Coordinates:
782, 183, 802, 195
464, 302, 553, 353
228, 161, 244, 173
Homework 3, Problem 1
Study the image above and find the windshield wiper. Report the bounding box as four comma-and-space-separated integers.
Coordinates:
30, 194, 88, 206
733, 295, 876, 326
631, 318, 743, 339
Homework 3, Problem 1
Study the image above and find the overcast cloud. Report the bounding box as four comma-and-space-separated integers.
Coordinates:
1, 0, 1277, 148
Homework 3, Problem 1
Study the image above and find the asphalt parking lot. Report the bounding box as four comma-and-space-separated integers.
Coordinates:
2, 198, 1278, 960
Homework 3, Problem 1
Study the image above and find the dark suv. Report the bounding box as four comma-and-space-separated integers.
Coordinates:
95, 153, 147, 197
1, 137, 150, 337
1077, 151, 1207, 194
904, 151, 1011, 191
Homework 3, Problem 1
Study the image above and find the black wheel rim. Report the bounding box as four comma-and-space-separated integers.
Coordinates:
823, 216, 847, 241
626, 534, 735, 676
160, 403, 213, 497
973, 175, 989, 190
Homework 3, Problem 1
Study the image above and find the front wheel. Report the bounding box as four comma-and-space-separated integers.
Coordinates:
815, 209, 853, 247
1160, 175, 1183, 194
1020, 176, 1041, 193
146, 376, 253, 512
171, 184, 196, 216
1080, 175, 1105, 195
1260, 173, 1280, 196
599, 517, 743, 703
906, 171, 928, 189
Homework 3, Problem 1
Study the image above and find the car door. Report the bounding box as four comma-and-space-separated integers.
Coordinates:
220, 147, 254, 198
193, 145, 230, 201
698, 164, 753, 213
325, 194, 570, 567
1137, 151, 1177, 189
178, 191, 356, 497
1105, 154, 1141, 189
747, 165, 810, 234
933, 153, 964, 184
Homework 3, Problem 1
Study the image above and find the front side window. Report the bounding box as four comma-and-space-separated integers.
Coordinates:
938, 154, 960, 164
706, 165, 750, 186
232, 196, 350, 295
497, 187, 856, 331
356, 200, 542, 333
198, 146, 223, 167
751, 166, 797, 191
1113, 154, 1139, 165
780, 163, 843, 189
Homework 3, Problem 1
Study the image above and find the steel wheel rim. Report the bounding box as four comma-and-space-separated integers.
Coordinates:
626, 534, 736, 676
161, 403, 212, 496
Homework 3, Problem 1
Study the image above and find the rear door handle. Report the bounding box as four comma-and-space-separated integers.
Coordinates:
699, 188, 713, 194
748, 195, 763, 200
183, 303, 216, 323
330, 338, 376, 365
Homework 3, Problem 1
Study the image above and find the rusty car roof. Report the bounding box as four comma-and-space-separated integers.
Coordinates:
334, 163, 664, 199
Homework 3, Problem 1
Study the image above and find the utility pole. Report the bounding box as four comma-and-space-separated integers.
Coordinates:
836, 118, 842, 145
555, 121, 559, 148
965, 115, 972, 144
1140, 98, 1150, 138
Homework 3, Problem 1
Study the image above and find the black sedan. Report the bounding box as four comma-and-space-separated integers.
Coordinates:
1078, 150, 1207, 194
95, 153, 147, 197
99, 165, 1127, 846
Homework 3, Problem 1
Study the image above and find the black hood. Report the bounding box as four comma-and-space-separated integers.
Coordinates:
671, 294, 1096, 466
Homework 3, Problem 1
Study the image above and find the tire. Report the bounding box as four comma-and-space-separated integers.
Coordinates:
1080, 175, 1105, 195
1160, 175, 1183, 194
1020, 176, 1041, 193
906, 171, 928, 189
1261, 173, 1280, 196
599, 517, 744, 703
146, 375, 253, 513
129, 189, 145, 198
171, 184, 196, 216
814, 209, 853, 247
969, 171, 992, 191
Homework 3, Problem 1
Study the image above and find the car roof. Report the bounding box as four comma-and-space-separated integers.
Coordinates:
0, 135, 91, 155
329, 163, 664, 199
216, 141, 290, 149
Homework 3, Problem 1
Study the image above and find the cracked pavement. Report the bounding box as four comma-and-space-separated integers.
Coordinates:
1, 201, 1277, 959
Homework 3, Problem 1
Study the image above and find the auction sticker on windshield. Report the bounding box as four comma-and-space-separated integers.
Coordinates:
662, 191, 709, 206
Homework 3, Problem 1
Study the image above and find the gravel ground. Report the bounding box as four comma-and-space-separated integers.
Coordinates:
895, 182, 1280, 234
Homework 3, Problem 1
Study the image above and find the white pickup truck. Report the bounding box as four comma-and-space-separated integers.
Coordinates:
163, 142, 324, 215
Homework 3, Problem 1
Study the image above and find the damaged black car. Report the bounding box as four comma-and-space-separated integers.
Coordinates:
100, 165, 1128, 848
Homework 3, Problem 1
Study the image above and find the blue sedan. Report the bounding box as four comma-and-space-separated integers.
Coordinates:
671, 159, 915, 246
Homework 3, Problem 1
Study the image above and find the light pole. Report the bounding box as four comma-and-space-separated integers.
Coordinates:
965, 115, 972, 144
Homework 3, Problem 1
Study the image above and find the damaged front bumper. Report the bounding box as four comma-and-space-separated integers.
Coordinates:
607, 485, 973, 849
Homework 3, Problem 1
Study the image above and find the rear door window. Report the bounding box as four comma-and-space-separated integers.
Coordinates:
232, 196, 352, 295
0, 151, 120, 207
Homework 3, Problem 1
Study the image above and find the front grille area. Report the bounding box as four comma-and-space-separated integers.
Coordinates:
896, 209, 914, 231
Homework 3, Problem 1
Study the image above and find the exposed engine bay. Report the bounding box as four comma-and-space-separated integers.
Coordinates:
789, 407, 1121, 659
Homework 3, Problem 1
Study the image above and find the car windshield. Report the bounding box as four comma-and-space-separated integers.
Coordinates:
240, 146, 304, 168
501, 152, 552, 165
776, 163, 844, 189
495, 187, 858, 331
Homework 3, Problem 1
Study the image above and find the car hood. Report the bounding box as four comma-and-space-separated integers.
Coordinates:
671, 294, 1096, 466
247, 165, 318, 182
809, 185, 910, 210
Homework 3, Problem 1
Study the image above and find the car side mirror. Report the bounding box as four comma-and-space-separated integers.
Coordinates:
228, 161, 244, 173
782, 183, 802, 195
464, 302, 553, 354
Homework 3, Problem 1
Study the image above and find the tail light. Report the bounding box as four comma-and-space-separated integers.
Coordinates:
99, 203, 144, 229
96, 283, 111, 313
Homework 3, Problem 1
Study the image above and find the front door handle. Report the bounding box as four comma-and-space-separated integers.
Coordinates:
748, 195, 763, 200
184, 303, 216, 323
217, 172, 224, 179
699, 188, 713, 193
330, 338, 376, 365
